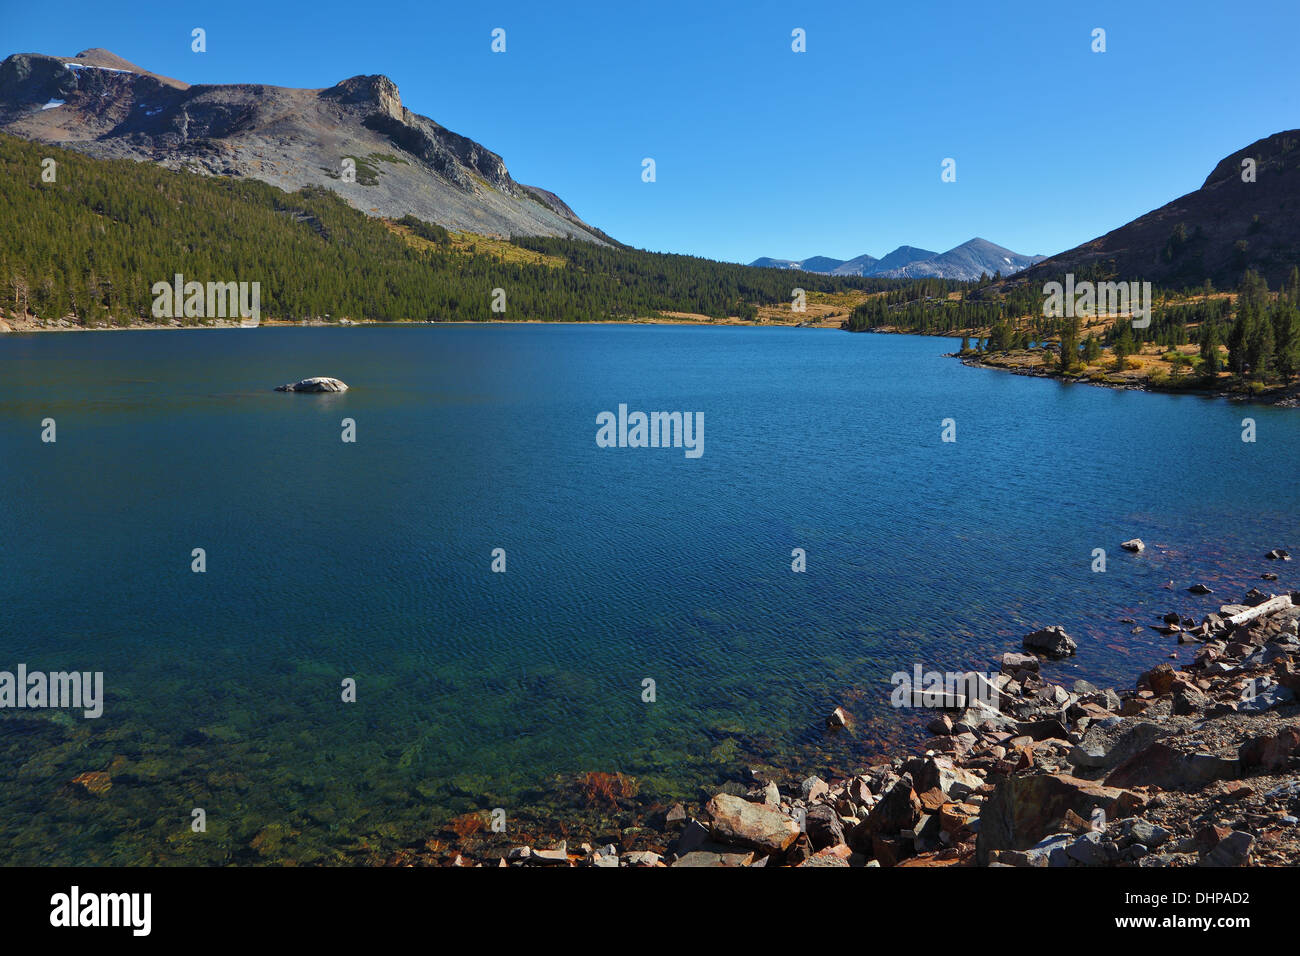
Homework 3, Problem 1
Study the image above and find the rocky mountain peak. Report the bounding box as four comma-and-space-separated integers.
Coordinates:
320, 74, 403, 121
0, 47, 608, 244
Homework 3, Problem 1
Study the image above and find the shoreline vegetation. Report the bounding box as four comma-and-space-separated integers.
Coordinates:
7, 311, 1298, 406
414, 554, 1300, 868
5, 132, 1298, 402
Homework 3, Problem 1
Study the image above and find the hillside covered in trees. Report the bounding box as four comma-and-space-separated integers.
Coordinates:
0, 133, 903, 327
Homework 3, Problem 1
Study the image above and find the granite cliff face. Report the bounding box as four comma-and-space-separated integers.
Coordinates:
0, 48, 607, 242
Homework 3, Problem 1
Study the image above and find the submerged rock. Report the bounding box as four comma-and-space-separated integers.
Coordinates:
826, 706, 851, 730
275, 376, 349, 392
68, 771, 112, 796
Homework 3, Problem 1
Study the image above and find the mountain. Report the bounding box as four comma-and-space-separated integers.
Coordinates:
747, 256, 844, 271
878, 238, 1044, 280
751, 240, 1040, 280
1007, 130, 1300, 290
798, 255, 847, 273
748, 257, 802, 270
827, 253, 881, 276
0, 48, 608, 243
0, 131, 886, 328
839, 245, 936, 276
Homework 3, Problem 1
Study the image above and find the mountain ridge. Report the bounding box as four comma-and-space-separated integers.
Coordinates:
750, 239, 1044, 280
1005, 129, 1300, 291
0, 48, 609, 243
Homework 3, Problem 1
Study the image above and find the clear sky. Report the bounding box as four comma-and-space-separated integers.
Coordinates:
6, 0, 1298, 263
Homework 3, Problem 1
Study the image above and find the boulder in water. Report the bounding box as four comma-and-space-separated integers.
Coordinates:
275, 377, 348, 393
1022, 625, 1078, 658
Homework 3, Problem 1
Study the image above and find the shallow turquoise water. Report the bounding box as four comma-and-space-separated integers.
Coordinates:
0, 324, 1296, 863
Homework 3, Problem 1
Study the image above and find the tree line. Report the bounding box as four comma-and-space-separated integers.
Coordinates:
0, 133, 907, 327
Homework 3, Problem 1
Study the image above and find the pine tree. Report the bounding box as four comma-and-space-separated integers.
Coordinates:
1273, 303, 1300, 379
1249, 309, 1277, 381
1112, 326, 1134, 371
1199, 322, 1222, 375
1059, 320, 1079, 372
1083, 334, 1102, 364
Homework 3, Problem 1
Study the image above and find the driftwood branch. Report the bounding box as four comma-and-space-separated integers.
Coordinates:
1223, 595, 1293, 628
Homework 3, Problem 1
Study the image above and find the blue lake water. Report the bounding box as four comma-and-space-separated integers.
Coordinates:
0, 323, 1296, 863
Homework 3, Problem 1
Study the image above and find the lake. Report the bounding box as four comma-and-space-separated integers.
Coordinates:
0, 323, 1295, 863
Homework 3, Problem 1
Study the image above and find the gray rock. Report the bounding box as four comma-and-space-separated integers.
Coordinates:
1121, 819, 1171, 849
826, 706, 850, 729
1266, 780, 1300, 799
275, 376, 349, 393
1121, 539, 1145, 553
1022, 625, 1078, 658
672, 845, 755, 867
672, 820, 709, 857
1000, 652, 1040, 674
1070, 720, 1172, 770
1105, 743, 1241, 791
1201, 831, 1253, 867
1025, 833, 1072, 867
531, 843, 569, 865
800, 775, 829, 803
1066, 831, 1120, 866
1239, 684, 1295, 713
706, 793, 800, 853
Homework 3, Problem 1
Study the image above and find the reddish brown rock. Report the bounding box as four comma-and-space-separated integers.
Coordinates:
1141, 663, 1177, 696
1240, 726, 1300, 771
68, 771, 112, 796
871, 834, 910, 867
798, 846, 851, 867
938, 803, 979, 838
917, 787, 949, 812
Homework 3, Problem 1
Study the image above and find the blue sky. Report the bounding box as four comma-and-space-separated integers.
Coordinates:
6, 0, 1299, 263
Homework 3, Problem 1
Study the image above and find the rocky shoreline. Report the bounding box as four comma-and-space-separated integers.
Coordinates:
429, 552, 1300, 867
954, 352, 1300, 407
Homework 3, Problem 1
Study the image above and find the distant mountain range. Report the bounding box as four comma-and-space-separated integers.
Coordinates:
0, 48, 610, 243
751, 238, 1045, 281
